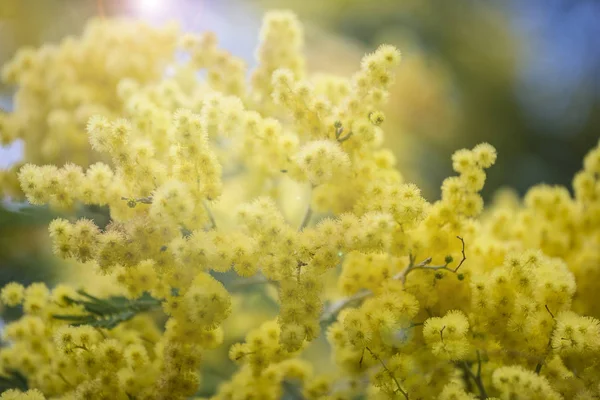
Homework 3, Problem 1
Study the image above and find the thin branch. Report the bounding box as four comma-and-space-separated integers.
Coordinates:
229, 274, 271, 290
121, 196, 153, 208
320, 238, 467, 325
535, 359, 545, 374
94, 326, 107, 339
337, 132, 353, 143
359, 348, 366, 366
334, 122, 343, 139
58, 372, 73, 388
334, 121, 354, 143
365, 347, 409, 400
298, 187, 314, 231
72, 345, 91, 352
535, 305, 556, 374
320, 289, 371, 324
282, 380, 304, 400
458, 363, 474, 394
203, 201, 217, 230
461, 351, 487, 400
455, 236, 467, 272
298, 205, 312, 231
234, 351, 255, 361
398, 236, 466, 284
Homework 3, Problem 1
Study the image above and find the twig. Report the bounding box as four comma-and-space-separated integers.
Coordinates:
94, 326, 107, 339
440, 326, 446, 343
298, 187, 314, 231
334, 121, 354, 143
121, 196, 153, 208
320, 289, 371, 324
229, 274, 271, 290
365, 347, 409, 400
337, 132, 353, 143
535, 305, 556, 374
299, 205, 312, 231
234, 351, 255, 361
398, 236, 466, 284
203, 201, 217, 230
334, 121, 343, 139
282, 380, 304, 400
461, 350, 487, 400
458, 363, 474, 393
476, 350, 482, 379
320, 238, 467, 325
456, 236, 467, 271
58, 372, 73, 388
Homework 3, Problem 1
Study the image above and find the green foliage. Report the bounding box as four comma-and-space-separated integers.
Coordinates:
52, 290, 161, 329
0, 369, 28, 393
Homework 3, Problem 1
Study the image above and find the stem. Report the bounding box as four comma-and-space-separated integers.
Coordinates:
203, 200, 217, 230
121, 196, 153, 206
58, 372, 73, 388
229, 274, 270, 290
234, 351, 255, 361
72, 345, 90, 352
298, 190, 314, 231
334, 122, 343, 139
536, 305, 556, 374
320, 289, 371, 324
458, 363, 474, 393
365, 347, 409, 400
298, 205, 312, 231
455, 236, 467, 271
337, 131, 353, 143
94, 327, 107, 339
461, 351, 487, 400
319, 238, 467, 325
398, 236, 466, 284
282, 380, 304, 400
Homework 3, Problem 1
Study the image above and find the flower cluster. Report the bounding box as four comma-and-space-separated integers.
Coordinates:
0, 19, 178, 200
1, 9, 600, 400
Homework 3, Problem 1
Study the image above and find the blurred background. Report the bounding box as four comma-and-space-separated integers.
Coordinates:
0, 0, 599, 325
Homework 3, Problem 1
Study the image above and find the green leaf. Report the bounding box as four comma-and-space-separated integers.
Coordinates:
52, 291, 162, 330
0, 369, 28, 393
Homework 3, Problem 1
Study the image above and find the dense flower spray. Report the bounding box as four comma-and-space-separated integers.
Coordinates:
1, 10, 600, 400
